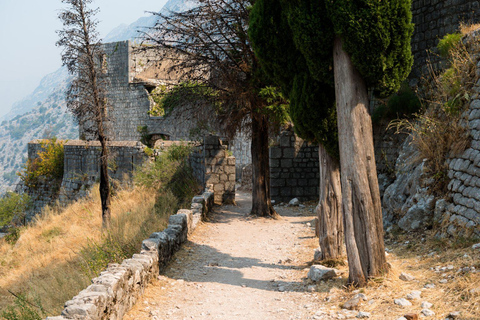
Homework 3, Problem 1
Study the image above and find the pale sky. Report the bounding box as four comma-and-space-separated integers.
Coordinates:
0, 0, 169, 118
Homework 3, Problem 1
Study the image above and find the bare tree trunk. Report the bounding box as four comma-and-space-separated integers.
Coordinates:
333, 37, 387, 286
99, 136, 111, 229
250, 112, 277, 218
316, 144, 343, 260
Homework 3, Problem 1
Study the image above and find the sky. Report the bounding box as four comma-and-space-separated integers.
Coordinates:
0, 0, 169, 118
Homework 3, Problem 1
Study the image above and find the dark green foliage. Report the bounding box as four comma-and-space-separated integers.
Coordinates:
372, 83, 421, 123
280, 0, 334, 84
290, 73, 339, 158
250, 0, 338, 157
325, 0, 414, 97
249, 0, 304, 94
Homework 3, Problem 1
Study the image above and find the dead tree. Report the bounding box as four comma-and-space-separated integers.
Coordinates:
142, 0, 286, 217
57, 0, 112, 228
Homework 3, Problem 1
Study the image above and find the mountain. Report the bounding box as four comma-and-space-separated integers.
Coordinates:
0, 0, 194, 194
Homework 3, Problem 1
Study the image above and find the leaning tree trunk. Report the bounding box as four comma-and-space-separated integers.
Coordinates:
250, 111, 277, 217
333, 37, 387, 286
316, 144, 343, 260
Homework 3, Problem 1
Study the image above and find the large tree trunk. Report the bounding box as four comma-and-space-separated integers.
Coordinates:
99, 136, 111, 229
333, 37, 387, 286
316, 144, 343, 260
250, 111, 277, 218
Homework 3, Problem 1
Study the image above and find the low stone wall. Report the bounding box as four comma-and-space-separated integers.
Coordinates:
58, 140, 148, 205
46, 190, 214, 320
270, 129, 320, 203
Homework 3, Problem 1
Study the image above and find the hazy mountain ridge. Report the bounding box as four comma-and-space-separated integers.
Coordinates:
0, 0, 194, 194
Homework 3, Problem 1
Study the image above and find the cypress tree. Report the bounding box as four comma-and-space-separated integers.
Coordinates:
250, 0, 414, 285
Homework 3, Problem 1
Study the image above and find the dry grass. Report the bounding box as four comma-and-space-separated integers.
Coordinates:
303, 231, 480, 319
0, 185, 158, 315
460, 22, 480, 35
389, 26, 480, 195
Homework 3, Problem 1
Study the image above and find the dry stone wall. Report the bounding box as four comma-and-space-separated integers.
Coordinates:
46, 190, 214, 320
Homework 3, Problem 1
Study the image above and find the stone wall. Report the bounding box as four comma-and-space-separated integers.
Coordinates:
202, 136, 236, 205
440, 96, 480, 238
58, 140, 148, 205
270, 129, 320, 203
410, 0, 480, 78
47, 190, 215, 320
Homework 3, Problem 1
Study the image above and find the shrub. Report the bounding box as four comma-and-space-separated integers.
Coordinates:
389, 30, 478, 195
135, 144, 199, 206
0, 192, 31, 227
372, 83, 422, 123
148, 82, 218, 118
18, 139, 65, 189
437, 33, 462, 58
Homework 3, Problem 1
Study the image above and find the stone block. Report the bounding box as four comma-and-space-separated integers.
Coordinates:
283, 148, 296, 158
281, 159, 293, 168
270, 148, 282, 159
214, 183, 225, 192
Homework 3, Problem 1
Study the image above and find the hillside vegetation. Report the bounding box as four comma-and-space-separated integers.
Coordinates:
0, 145, 199, 319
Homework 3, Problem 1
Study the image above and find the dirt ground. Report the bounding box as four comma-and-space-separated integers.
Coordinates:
124, 191, 480, 320
124, 191, 328, 320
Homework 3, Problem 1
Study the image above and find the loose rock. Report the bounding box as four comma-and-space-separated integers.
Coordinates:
421, 309, 435, 317
406, 290, 421, 300
421, 301, 432, 309
342, 297, 360, 310
356, 311, 370, 318
288, 198, 300, 206
447, 311, 461, 319
399, 272, 415, 281
394, 298, 412, 307
308, 265, 339, 281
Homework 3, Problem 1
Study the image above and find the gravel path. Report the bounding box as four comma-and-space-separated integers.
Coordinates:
124, 191, 324, 320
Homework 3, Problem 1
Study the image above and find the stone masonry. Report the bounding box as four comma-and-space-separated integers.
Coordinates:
200, 135, 236, 205
270, 129, 320, 203
47, 190, 215, 320
442, 97, 480, 238
411, 0, 480, 78
58, 140, 148, 205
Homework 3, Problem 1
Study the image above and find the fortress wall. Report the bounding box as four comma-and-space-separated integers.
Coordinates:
411, 0, 480, 78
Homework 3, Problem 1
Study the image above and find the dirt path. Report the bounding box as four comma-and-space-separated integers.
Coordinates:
124, 191, 328, 320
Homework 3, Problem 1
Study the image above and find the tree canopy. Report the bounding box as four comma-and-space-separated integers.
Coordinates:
249, 0, 338, 158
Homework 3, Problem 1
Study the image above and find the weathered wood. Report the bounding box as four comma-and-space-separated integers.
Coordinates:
316, 144, 343, 260
333, 36, 387, 286
250, 112, 277, 218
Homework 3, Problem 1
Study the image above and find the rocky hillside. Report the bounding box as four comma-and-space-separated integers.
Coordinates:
0, 0, 194, 195
0, 87, 77, 194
